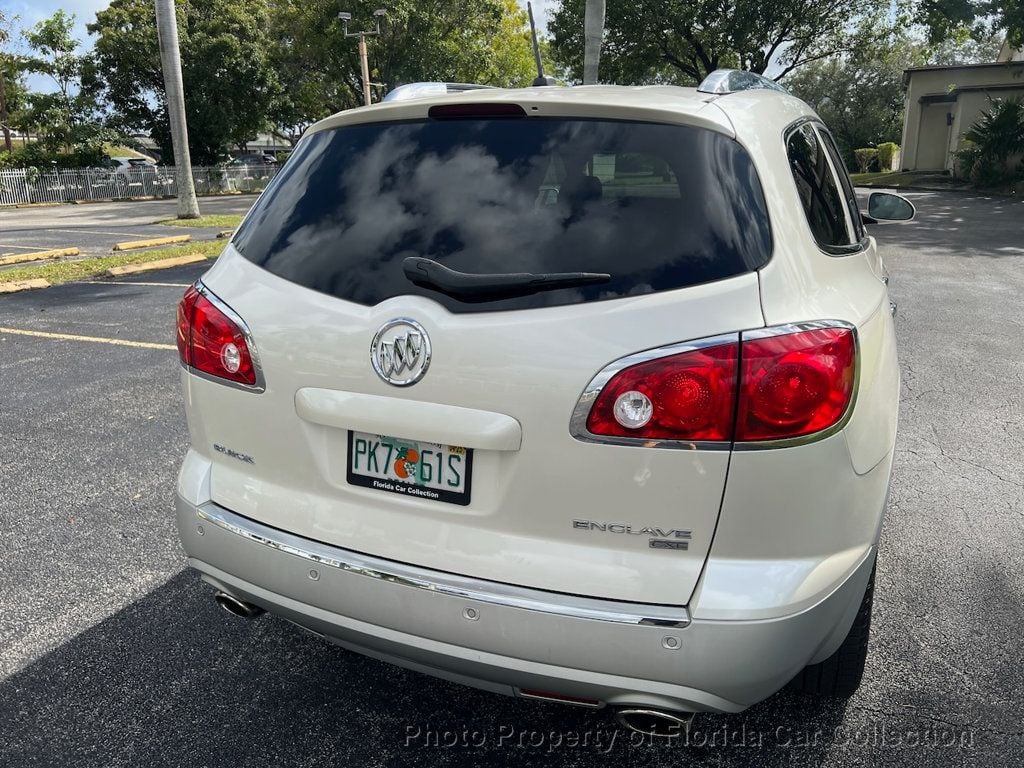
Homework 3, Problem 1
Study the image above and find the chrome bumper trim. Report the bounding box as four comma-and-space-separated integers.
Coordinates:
195, 503, 691, 628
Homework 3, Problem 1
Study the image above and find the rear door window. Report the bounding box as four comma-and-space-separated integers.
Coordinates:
816, 127, 864, 243
232, 117, 773, 313
786, 123, 859, 253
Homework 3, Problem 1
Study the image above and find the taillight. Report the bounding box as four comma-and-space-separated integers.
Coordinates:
735, 327, 855, 441
578, 324, 856, 445
176, 284, 259, 388
586, 342, 738, 441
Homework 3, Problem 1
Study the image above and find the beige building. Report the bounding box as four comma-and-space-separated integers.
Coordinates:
900, 42, 1024, 171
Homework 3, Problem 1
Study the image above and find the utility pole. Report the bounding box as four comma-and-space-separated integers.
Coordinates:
339, 9, 386, 107
583, 0, 605, 85
154, 0, 200, 219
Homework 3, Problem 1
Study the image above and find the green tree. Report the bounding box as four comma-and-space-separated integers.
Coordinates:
0, 9, 24, 153
90, 0, 283, 164
269, 0, 540, 138
926, 30, 1007, 64
785, 31, 925, 168
550, 0, 886, 84
785, 30, 1009, 170
18, 11, 108, 154
916, 0, 1024, 49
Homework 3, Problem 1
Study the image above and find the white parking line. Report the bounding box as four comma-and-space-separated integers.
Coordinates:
80, 280, 190, 287
24, 228, 166, 237
0, 326, 176, 350
0, 243, 55, 252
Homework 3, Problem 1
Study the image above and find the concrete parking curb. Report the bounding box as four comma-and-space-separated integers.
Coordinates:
216, 230, 235, 239
0, 247, 80, 266
0, 278, 51, 293
113, 235, 191, 251
106, 253, 208, 277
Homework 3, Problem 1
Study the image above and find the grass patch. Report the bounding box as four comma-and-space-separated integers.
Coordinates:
0, 240, 224, 286
850, 170, 967, 189
157, 214, 244, 229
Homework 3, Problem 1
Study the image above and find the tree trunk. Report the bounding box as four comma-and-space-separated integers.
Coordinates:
155, 0, 200, 219
0, 69, 12, 153
583, 0, 605, 85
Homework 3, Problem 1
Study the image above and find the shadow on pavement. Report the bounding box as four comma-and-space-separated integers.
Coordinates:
868, 191, 1024, 257
0, 569, 987, 768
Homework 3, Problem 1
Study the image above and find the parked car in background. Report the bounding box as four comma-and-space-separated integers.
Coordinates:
107, 156, 158, 176
175, 70, 915, 737
229, 153, 278, 169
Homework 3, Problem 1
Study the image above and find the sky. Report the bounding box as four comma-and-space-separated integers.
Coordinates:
3, 0, 555, 92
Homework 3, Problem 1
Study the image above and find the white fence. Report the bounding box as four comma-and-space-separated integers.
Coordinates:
0, 165, 280, 206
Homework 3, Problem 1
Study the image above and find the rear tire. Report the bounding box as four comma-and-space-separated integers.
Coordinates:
787, 563, 875, 698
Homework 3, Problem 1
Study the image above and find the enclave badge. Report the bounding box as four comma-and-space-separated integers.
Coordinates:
371, 318, 431, 386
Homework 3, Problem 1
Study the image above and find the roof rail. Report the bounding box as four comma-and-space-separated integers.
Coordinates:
383, 82, 497, 103
697, 69, 788, 96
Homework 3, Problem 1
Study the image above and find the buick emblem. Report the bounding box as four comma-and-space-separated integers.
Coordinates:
370, 318, 431, 386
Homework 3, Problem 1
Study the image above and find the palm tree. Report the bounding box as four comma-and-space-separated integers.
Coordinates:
583, 0, 605, 84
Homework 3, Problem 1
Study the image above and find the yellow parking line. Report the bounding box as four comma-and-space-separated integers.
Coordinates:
0, 326, 175, 350
113, 234, 191, 251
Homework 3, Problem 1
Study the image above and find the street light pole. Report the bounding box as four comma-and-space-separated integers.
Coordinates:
339, 10, 386, 107
155, 0, 200, 219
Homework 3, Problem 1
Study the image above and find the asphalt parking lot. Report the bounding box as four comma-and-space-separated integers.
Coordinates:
1, 190, 1022, 766
0, 196, 255, 260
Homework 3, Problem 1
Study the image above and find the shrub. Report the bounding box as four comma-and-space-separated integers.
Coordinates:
853, 148, 878, 174
0, 142, 110, 170
876, 142, 899, 172
955, 99, 1024, 187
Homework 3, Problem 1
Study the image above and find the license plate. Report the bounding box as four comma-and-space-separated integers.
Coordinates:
346, 431, 473, 506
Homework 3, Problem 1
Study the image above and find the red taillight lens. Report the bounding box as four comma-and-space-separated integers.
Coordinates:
736, 327, 855, 441
176, 285, 199, 365
582, 325, 856, 445
586, 342, 739, 441
176, 285, 257, 387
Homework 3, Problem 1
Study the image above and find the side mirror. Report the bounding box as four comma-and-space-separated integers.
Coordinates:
863, 191, 916, 223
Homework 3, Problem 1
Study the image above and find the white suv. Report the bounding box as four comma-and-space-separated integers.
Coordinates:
174, 71, 912, 735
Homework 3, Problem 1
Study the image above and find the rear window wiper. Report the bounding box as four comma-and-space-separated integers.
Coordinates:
402, 257, 610, 303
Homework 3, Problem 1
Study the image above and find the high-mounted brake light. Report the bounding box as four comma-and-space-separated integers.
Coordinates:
577, 324, 856, 445
176, 284, 260, 389
428, 103, 526, 119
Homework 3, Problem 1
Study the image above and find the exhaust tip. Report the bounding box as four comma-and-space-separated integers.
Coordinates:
215, 591, 265, 619
614, 708, 694, 738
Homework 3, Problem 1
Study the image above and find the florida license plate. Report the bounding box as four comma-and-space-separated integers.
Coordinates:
347, 431, 473, 506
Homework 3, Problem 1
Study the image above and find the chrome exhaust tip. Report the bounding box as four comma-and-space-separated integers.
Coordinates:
614, 708, 695, 738
214, 591, 265, 619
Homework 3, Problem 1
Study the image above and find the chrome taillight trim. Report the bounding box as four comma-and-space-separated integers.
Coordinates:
568, 321, 859, 450
181, 280, 266, 393
196, 503, 691, 628
568, 332, 739, 451
732, 320, 859, 451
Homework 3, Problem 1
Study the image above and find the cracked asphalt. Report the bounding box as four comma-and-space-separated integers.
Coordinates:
0, 190, 1022, 766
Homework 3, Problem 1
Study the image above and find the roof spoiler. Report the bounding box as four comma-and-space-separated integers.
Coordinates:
697, 69, 789, 96
383, 82, 497, 103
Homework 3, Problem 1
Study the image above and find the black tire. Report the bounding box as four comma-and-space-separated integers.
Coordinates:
787, 563, 875, 698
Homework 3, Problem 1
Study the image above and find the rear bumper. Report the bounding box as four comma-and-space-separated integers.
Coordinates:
176, 495, 875, 713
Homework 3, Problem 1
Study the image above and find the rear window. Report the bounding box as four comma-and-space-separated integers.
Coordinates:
232, 117, 772, 312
